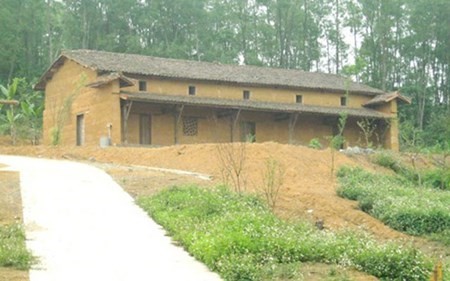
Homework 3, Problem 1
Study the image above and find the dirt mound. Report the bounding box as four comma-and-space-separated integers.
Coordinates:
0, 142, 405, 240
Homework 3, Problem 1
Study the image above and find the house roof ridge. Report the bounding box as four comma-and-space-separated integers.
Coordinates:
37, 49, 386, 95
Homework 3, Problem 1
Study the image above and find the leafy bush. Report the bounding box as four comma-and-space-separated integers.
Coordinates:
370, 151, 416, 180
0, 224, 34, 270
423, 168, 450, 190
138, 185, 432, 281
337, 167, 450, 236
308, 138, 322, 149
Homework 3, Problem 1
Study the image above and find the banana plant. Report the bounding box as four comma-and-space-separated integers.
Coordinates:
0, 78, 21, 145
20, 97, 44, 144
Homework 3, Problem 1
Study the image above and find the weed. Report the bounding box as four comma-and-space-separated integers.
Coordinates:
216, 142, 248, 193
138, 186, 432, 280
308, 138, 322, 149
0, 224, 34, 270
259, 157, 285, 210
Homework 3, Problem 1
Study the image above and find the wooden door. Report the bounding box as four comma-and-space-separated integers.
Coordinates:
139, 114, 151, 145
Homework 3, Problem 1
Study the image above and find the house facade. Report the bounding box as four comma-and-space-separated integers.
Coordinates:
35, 49, 409, 150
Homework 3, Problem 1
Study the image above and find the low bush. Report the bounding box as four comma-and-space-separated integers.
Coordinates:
423, 168, 450, 190
370, 151, 416, 180
308, 138, 322, 149
0, 224, 34, 270
138, 185, 432, 281
337, 167, 450, 236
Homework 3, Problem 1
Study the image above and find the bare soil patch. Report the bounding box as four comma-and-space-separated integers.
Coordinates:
0, 168, 29, 281
0, 143, 404, 239
96, 163, 214, 198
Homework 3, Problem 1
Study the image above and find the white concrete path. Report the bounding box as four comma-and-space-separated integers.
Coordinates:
0, 155, 222, 281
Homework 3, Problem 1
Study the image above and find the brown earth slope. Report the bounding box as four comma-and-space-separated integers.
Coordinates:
0, 142, 405, 240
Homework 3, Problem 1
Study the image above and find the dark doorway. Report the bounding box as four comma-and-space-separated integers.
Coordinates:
240, 121, 256, 142
139, 114, 151, 145
76, 114, 85, 146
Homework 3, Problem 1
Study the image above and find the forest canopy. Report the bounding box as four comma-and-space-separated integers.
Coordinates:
0, 0, 448, 149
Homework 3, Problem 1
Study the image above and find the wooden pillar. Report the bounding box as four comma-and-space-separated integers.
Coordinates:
288, 113, 299, 144
121, 101, 133, 144
230, 109, 241, 142
385, 117, 399, 151
173, 105, 184, 145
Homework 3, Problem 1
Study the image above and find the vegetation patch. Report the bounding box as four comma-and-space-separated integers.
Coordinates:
138, 186, 431, 281
0, 224, 34, 270
337, 166, 450, 238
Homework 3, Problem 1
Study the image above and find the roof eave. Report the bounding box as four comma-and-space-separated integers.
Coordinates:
33, 51, 101, 91
120, 91, 389, 119
33, 55, 66, 91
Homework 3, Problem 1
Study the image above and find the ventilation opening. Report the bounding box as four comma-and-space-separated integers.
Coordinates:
76, 114, 85, 146
139, 81, 147, 91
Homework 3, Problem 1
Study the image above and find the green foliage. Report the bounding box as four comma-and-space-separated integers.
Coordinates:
422, 168, 450, 191
371, 150, 450, 190
337, 167, 450, 237
0, 78, 21, 144
370, 151, 409, 174
308, 138, 322, 149
138, 186, 432, 281
0, 78, 43, 144
0, 224, 34, 270
0, 0, 449, 152
428, 229, 450, 246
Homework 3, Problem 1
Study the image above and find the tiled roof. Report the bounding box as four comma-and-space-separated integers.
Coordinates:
364, 91, 411, 106
85, 72, 134, 88
120, 91, 390, 119
36, 49, 385, 95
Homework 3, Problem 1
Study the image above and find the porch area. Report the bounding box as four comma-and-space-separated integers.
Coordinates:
119, 92, 391, 148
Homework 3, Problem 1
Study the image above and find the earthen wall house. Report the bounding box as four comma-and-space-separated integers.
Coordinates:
35, 50, 410, 150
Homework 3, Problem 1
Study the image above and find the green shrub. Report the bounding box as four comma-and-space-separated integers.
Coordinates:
429, 229, 450, 246
353, 243, 430, 280
308, 138, 322, 149
138, 186, 432, 281
423, 168, 450, 190
370, 151, 415, 179
337, 167, 450, 237
0, 224, 34, 270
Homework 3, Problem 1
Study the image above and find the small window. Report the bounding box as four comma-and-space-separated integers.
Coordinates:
243, 90, 250, 100
183, 117, 198, 136
340, 96, 347, 106
296, 95, 303, 104
139, 81, 147, 91
188, 86, 196, 96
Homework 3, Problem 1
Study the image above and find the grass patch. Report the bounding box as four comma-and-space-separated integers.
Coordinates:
138, 186, 432, 281
371, 151, 450, 190
0, 223, 34, 270
337, 166, 450, 238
